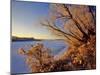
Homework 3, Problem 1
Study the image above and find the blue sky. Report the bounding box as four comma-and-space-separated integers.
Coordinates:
12, 0, 60, 39
12, 0, 96, 39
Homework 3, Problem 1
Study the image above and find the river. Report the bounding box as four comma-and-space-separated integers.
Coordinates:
11, 40, 68, 74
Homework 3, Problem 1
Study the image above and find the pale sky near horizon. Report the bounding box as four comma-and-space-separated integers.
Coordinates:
12, 0, 62, 39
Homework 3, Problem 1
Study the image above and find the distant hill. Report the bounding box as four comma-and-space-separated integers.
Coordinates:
12, 36, 41, 41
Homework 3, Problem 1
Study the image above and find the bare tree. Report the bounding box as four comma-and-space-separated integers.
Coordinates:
18, 43, 54, 72
41, 4, 96, 46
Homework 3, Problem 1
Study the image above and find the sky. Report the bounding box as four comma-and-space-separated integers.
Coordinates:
12, 0, 61, 39
12, 0, 96, 39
